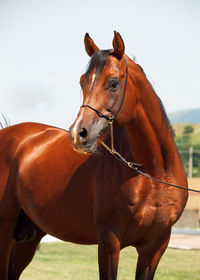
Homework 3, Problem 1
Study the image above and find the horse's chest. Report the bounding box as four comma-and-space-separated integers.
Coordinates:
95, 177, 154, 224
99, 176, 178, 229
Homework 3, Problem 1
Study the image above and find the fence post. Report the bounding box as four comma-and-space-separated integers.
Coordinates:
188, 145, 193, 178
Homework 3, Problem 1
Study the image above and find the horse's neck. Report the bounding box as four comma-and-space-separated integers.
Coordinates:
125, 68, 176, 175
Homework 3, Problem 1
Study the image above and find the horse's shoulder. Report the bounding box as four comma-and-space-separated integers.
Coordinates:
9, 123, 67, 166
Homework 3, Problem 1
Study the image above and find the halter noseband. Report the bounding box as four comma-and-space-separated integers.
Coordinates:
78, 57, 200, 194
80, 58, 128, 122
79, 57, 139, 167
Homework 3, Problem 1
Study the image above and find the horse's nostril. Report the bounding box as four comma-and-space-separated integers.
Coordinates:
79, 128, 88, 139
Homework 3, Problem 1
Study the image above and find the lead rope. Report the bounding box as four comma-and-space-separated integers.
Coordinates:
98, 120, 141, 168
80, 56, 200, 193
99, 120, 200, 194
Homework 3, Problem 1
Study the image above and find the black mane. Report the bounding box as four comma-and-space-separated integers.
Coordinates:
136, 64, 172, 134
155, 94, 173, 135
85, 50, 111, 79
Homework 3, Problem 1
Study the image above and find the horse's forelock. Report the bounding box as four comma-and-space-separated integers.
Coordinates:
84, 52, 172, 136
85, 50, 111, 80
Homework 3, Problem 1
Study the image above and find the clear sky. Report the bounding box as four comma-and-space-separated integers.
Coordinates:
0, 0, 199, 129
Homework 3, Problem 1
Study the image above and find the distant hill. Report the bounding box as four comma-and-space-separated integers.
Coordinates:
168, 108, 200, 124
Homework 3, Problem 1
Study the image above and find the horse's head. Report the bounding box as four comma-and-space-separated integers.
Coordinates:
69, 32, 137, 154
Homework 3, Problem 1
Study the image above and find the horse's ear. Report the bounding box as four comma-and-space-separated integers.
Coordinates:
112, 31, 125, 59
84, 33, 99, 57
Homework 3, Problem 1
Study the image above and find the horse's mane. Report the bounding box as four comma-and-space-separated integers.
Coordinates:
85, 50, 172, 134
135, 64, 172, 134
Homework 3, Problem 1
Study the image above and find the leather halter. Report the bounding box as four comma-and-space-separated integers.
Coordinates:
81, 58, 128, 121
79, 56, 200, 193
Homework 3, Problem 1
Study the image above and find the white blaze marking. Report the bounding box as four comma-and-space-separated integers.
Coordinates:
72, 72, 95, 145
72, 109, 84, 145
72, 93, 90, 144
91, 73, 96, 89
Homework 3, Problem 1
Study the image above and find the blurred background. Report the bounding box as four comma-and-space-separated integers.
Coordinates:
0, 0, 199, 129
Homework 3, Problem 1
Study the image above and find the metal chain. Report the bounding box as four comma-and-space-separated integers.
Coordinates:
99, 120, 115, 154
109, 120, 114, 152
98, 121, 142, 167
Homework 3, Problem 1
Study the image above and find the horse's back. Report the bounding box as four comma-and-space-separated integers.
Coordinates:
0, 122, 55, 160
10, 124, 97, 244
0, 122, 55, 200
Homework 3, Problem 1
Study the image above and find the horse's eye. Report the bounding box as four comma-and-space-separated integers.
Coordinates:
109, 79, 119, 91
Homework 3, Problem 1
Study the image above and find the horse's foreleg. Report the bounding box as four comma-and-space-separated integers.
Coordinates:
135, 229, 171, 280
8, 227, 45, 280
98, 226, 121, 280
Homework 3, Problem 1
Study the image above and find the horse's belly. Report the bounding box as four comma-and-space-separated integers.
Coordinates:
18, 175, 98, 244
42, 210, 98, 245
22, 195, 98, 244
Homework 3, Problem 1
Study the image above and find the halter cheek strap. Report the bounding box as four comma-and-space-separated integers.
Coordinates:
79, 57, 200, 194
80, 58, 128, 122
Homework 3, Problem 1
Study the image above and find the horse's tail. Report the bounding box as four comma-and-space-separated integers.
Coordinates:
0, 113, 10, 129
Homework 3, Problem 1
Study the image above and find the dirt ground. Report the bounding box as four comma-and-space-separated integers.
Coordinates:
169, 178, 200, 249
42, 234, 200, 250
169, 234, 200, 250
185, 178, 200, 219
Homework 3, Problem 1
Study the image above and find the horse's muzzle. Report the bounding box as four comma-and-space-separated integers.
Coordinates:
69, 120, 105, 154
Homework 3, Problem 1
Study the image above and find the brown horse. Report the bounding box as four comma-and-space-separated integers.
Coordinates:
69, 31, 188, 279
0, 32, 187, 280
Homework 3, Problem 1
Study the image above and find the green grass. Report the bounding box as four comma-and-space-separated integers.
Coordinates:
21, 242, 200, 280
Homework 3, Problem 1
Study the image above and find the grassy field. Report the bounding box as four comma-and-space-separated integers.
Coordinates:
172, 123, 200, 145
21, 242, 200, 280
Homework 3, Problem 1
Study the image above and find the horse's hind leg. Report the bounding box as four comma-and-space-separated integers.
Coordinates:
0, 219, 17, 280
13, 209, 37, 242
135, 229, 171, 280
8, 227, 45, 280
0, 198, 19, 278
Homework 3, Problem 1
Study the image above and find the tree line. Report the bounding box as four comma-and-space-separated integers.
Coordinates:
175, 125, 200, 177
